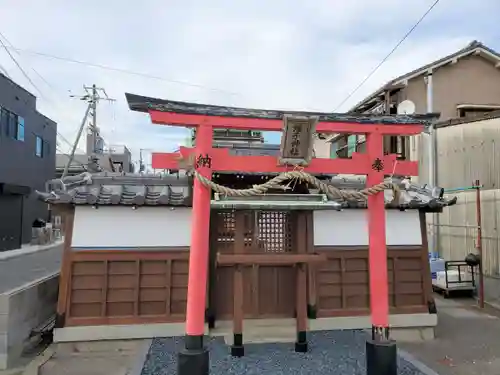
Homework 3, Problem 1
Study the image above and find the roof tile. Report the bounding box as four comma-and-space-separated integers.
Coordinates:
36, 172, 456, 212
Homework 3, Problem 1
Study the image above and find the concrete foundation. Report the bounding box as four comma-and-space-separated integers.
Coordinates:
309, 313, 437, 342
0, 273, 59, 370
54, 323, 210, 343
53, 313, 436, 344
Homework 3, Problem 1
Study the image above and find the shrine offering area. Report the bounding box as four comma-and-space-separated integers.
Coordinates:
140, 330, 429, 375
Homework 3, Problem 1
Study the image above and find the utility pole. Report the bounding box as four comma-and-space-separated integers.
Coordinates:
138, 148, 153, 174
139, 149, 145, 173
425, 72, 437, 253
62, 84, 115, 178
62, 104, 92, 178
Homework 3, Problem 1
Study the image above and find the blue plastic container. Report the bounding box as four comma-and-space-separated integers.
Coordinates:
429, 258, 445, 280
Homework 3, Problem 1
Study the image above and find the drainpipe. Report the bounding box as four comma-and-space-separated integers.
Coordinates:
425, 72, 438, 254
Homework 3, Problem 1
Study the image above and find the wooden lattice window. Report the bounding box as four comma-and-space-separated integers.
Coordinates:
254, 211, 293, 253
216, 211, 236, 252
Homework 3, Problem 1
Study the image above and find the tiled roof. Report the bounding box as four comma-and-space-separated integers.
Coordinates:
36, 172, 456, 212
36, 172, 191, 206
321, 176, 457, 211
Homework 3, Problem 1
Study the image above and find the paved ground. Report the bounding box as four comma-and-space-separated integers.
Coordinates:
399, 296, 500, 375
37, 341, 151, 375
141, 331, 427, 375
0, 244, 62, 293
13, 294, 500, 375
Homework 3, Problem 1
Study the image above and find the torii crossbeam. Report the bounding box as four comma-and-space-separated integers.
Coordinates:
125, 93, 432, 375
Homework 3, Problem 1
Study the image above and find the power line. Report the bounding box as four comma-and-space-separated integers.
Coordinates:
0, 31, 86, 153
0, 62, 10, 78
6, 46, 241, 96
333, 0, 441, 112
0, 32, 47, 101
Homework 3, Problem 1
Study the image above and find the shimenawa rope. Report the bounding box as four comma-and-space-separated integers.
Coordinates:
178, 154, 400, 203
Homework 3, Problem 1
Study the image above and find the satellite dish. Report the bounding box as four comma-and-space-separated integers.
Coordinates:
397, 100, 416, 115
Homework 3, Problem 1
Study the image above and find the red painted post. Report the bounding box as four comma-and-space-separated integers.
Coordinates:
365, 131, 396, 375
366, 131, 389, 329
474, 179, 484, 309
178, 124, 212, 375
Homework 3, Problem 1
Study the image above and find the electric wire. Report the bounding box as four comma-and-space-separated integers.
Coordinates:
5, 46, 241, 96
0, 33, 45, 100
333, 0, 441, 112
0, 31, 88, 154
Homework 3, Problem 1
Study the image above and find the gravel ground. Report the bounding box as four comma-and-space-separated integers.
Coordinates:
141, 330, 430, 375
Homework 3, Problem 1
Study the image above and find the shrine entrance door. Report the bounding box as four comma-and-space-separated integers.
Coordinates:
211, 210, 299, 320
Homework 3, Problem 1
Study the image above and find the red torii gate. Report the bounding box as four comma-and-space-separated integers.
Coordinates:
126, 94, 427, 375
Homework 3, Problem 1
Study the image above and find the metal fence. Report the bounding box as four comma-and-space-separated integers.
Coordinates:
431, 188, 500, 277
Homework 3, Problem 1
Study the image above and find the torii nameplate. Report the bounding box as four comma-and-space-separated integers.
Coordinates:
279, 115, 318, 166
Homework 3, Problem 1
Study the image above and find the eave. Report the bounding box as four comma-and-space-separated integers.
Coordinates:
125, 93, 434, 126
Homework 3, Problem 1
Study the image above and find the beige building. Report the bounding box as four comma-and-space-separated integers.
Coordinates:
315, 40, 500, 166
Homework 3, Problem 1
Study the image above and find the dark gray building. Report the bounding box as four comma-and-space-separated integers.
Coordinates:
0, 73, 57, 251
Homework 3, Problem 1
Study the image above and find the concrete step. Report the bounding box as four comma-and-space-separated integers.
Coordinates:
211, 319, 298, 344
214, 318, 296, 330
37, 341, 150, 375
39, 356, 132, 375
55, 340, 146, 355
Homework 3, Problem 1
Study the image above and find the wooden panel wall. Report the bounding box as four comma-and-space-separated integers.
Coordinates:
64, 250, 189, 326
312, 247, 431, 317
212, 210, 298, 320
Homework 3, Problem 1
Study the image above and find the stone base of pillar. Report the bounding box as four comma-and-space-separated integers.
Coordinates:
178, 335, 209, 375
294, 331, 308, 353
231, 333, 244, 357
365, 338, 397, 375
177, 347, 209, 375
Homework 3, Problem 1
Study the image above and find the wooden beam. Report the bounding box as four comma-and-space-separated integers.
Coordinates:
56, 207, 75, 328
216, 253, 327, 266
152, 147, 419, 176
149, 111, 424, 135
295, 213, 309, 351
305, 212, 317, 318
232, 212, 245, 355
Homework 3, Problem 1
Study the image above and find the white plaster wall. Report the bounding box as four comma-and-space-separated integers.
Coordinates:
71, 206, 192, 249
313, 210, 422, 246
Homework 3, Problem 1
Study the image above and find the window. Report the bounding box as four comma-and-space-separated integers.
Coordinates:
16, 116, 25, 141
0, 107, 24, 141
35, 136, 43, 157
385, 135, 409, 160
1, 107, 9, 136
347, 135, 357, 157
330, 142, 339, 159
8, 112, 17, 139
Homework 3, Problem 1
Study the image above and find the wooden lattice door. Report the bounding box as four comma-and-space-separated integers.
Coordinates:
211, 210, 297, 320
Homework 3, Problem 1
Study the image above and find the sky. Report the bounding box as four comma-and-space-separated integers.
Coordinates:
1, 0, 499, 170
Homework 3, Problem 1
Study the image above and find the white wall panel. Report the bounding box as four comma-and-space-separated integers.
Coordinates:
71, 206, 192, 249
313, 210, 422, 246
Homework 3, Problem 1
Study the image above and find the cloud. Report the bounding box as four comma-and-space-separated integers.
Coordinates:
1, 0, 499, 167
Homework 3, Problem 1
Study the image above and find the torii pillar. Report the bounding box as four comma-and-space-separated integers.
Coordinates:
365, 131, 396, 375
177, 124, 213, 375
